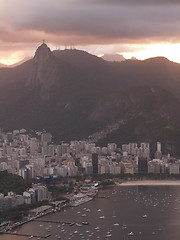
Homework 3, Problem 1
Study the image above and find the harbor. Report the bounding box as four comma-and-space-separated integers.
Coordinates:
1, 185, 180, 239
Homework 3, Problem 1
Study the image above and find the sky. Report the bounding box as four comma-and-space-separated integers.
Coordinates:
1, 0, 180, 64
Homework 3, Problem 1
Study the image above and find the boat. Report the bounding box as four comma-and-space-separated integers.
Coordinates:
97, 209, 101, 212
113, 223, 119, 226
69, 222, 75, 226
82, 221, 89, 225
122, 224, 127, 230
76, 223, 83, 227
106, 234, 112, 237
142, 214, 147, 218
81, 214, 86, 217
95, 227, 100, 231
128, 232, 134, 236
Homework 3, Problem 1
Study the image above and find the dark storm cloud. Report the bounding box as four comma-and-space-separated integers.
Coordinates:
1, 0, 180, 45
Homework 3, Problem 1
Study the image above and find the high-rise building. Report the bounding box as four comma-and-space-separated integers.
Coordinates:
128, 143, 138, 155
41, 133, 52, 144
138, 158, 148, 173
30, 138, 39, 156
107, 143, 117, 154
92, 153, 98, 174
56, 143, 70, 156
157, 142, 161, 153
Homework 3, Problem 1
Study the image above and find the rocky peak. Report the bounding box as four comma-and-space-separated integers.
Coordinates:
27, 43, 54, 88
34, 42, 52, 63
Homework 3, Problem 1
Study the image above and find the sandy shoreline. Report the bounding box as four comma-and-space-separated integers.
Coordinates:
116, 180, 180, 186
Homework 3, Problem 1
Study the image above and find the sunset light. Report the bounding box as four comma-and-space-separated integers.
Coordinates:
0, 51, 25, 65
1, 1, 180, 239
122, 43, 180, 63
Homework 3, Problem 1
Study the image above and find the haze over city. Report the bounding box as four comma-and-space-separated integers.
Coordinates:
1, 0, 180, 64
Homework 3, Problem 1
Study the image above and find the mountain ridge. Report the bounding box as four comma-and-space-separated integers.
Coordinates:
0, 44, 180, 155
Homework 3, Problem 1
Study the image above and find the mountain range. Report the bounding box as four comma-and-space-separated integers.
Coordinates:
1, 43, 180, 156
102, 54, 126, 62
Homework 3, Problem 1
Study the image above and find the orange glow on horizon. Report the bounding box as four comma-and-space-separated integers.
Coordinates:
120, 43, 180, 63
0, 58, 23, 66
0, 50, 25, 66
1, 43, 180, 66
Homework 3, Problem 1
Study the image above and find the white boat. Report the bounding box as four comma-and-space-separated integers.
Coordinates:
128, 232, 134, 236
97, 209, 101, 212
76, 223, 83, 227
142, 214, 147, 218
106, 234, 112, 237
95, 227, 100, 231
99, 216, 105, 219
113, 223, 119, 226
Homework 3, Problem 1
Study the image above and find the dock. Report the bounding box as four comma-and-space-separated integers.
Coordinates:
0, 232, 51, 238
33, 219, 72, 225
33, 219, 89, 226
95, 195, 110, 199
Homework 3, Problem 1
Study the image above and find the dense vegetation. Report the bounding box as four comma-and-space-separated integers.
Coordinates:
1, 46, 180, 155
0, 200, 48, 222
0, 171, 30, 195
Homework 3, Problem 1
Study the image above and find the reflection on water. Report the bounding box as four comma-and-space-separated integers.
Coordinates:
1, 185, 180, 240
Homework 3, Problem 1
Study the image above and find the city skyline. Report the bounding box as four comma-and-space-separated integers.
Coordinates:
1, 0, 180, 64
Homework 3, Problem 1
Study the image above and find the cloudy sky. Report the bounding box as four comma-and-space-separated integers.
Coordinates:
1, 0, 180, 64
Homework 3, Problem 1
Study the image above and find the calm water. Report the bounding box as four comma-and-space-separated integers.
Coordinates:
1, 185, 180, 240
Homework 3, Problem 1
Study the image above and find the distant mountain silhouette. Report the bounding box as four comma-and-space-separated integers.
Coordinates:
0, 57, 32, 68
102, 54, 126, 62
0, 63, 7, 68
10, 57, 32, 68
0, 44, 180, 155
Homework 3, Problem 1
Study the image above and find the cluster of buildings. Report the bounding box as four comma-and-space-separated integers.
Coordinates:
0, 129, 179, 181
0, 184, 48, 211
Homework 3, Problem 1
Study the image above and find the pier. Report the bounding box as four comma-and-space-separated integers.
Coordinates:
33, 219, 72, 225
0, 232, 51, 238
95, 195, 110, 199
33, 219, 88, 226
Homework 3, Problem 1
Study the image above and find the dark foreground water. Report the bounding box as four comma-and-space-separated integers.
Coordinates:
1, 185, 180, 240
